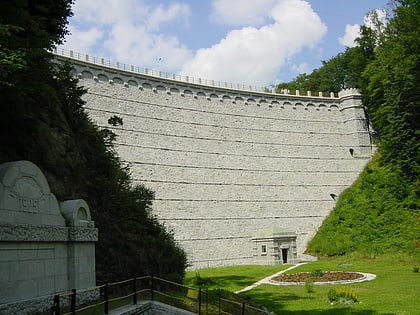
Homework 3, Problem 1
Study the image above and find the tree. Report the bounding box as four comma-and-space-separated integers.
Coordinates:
0, 0, 73, 86
363, 0, 420, 179
276, 9, 387, 94
307, 0, 420, 257
0, 0, 187, 283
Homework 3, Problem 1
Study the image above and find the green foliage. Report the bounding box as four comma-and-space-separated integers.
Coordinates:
304, 279, 314, 293
310, 269, 324, 277
0, 0, 187, 284
0, 0, 73, 49
195, 256, 420, 312
307, 155, 420, 256
363, 1, 420, 180
328, 288, 359, 304
184, 265, 289, 292
277, 8, 386, 95
0, 0, 73, 87
276, 45, 374, 94
413, 266, 419, 273
108, 115, 124, 126
303, 1, 420, 258
190, 273, 216, 287
0, 25, 27, 86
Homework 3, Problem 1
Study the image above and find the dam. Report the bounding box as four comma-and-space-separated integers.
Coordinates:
55, 49, 373, 269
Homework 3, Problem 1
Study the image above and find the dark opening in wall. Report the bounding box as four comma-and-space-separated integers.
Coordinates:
349, 148, 354, 157
330, 194, 337, 201
261, 245, 267, 255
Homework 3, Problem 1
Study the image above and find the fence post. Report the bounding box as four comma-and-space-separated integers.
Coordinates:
218, 288, 221, 315
70, 289, 76, 315
241, 302, 245, 315
205, 289, 208, 315
52, 294, 60, 315
150, 276, 154, 301
198, 288, 202, 315
133, 277, 137, 305
104, 283, 109, 315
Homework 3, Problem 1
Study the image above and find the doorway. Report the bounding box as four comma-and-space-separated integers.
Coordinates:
281, 248, 288, 263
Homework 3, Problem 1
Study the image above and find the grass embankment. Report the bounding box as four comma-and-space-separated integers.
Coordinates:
307, 155, 420, 257
185, 254, 420, 314
184, 265, 290, 292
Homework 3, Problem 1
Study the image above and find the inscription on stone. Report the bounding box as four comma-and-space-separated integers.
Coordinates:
12, 176, 42, 213
18, 197, 39, 213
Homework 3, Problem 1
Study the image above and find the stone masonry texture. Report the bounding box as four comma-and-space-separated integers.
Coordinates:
60, 54, 373, 269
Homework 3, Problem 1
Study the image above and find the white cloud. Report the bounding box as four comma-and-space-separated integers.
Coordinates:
211, 0, 277, 26
60, 0, 193, 72
338, 9, 387, 48
291, 62, 310, 75
181, 0, 326, 86
338, 24, 360, 48
63, 25, 103, 53
147, 3, 191, 31
364, 9, 387, 29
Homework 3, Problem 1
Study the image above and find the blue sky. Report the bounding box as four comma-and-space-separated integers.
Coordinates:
60, 0, 388, 87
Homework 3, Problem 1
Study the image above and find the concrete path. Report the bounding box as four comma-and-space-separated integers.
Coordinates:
235, 263, 307, 294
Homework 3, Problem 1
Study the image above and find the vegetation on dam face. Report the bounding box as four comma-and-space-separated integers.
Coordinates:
0, 0, 418, 285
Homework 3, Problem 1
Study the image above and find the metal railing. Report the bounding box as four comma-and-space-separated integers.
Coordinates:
50, 275, 271, 315
53, 48, 268, 93
52, 48, 338, 99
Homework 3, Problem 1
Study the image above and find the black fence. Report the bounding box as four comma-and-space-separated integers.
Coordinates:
50, 275, 270, 315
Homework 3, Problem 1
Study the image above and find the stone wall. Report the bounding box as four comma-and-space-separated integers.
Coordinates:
0, 160, 98, 314
56, 52, 373, 269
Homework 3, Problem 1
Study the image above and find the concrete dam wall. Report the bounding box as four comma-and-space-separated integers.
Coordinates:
56, 50, 373, 269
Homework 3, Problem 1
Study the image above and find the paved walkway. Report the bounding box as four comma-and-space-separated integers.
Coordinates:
235, 263, 307, 294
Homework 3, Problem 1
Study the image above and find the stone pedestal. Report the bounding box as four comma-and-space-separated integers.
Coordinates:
0, 160, 98, 313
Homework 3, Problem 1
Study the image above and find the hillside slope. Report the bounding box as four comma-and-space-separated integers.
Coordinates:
0, 1, 186, 283
285, 1, 420, 257
307, 154, 420, 256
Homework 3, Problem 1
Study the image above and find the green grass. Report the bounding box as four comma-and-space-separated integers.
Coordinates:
184, 265, 290, 292
307, 156, 420, 257
185, 254, 420, 314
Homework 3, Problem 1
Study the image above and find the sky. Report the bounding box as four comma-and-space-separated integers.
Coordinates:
60, 0, 389, 87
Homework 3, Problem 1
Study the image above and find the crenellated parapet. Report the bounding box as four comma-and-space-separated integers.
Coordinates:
338, 88, 362, 98
54, 48, 348, 111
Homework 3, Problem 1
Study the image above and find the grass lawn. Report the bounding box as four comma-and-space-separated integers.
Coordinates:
184, 264, 290, 292
185, 253, 420, 314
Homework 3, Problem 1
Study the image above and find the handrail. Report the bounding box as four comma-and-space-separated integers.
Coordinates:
52, 47, 339, 98
51, 275, 271, 315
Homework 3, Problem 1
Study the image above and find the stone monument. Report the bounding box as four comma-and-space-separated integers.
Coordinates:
0, 160, 98, 314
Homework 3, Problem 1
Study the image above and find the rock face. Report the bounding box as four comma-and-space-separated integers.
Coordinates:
56, 51, 373, 269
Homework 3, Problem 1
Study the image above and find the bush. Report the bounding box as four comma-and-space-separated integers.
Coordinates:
304, 279, 314, 293
310, 269, 324, 277
413, 266, 419, 273
191, 273, 215, 287
328, 288, 359, 304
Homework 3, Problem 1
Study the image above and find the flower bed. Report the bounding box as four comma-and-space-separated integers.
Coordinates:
272, 271, 364, 283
